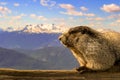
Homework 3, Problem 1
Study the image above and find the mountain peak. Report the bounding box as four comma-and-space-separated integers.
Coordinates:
3, 24, 69, 33
22, 24, 69, 33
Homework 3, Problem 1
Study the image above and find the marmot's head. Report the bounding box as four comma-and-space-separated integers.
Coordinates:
59, 26, 98, 48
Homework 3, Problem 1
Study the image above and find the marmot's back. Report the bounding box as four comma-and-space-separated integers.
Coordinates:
102, 31, 120, 60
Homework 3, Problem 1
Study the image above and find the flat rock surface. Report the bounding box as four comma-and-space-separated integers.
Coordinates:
0, 68, 120, 80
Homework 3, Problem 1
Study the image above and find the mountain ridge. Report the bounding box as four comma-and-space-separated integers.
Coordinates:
0, 47, 46, 70
1, 24, 69, 33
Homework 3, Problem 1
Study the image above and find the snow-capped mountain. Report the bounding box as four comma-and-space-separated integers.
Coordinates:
3, 24, 69, 33
22, 24, 69, 33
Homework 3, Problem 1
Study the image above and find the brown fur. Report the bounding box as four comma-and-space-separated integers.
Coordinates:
59, 26, 120, 72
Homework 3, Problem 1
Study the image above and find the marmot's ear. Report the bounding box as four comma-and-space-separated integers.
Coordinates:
69, 26, 97, 37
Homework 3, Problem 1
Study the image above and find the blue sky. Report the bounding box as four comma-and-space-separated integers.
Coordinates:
0, 0, 120, 31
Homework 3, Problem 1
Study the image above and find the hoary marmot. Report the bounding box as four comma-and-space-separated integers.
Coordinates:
59, 26, 120, 72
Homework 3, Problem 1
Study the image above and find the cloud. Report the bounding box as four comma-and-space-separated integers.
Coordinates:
30, 14, 36, 18
95, 17, 104, 21
40, 0, 49, 6
59, 4, 95, 17
0, 6, 11, 15
101, 4, 120, 12
86, 17, 104, 21
12, 14, 26, 20
84, 13, 95, 17
13, 16, 22, 20
108, 14, 120, 20
59, 4, 83, 16
14, 3, 20, 7
51, 18, 66, 25
116, 19, 120, 23
30, 14, 47, 20
110, 21, 120, 27
59, 4, 75, 11
0, 2, 7, 5
80, 6, 88, 11
60, 10, 83, 16
38, 16, 47, 20
40, 0, 56, 7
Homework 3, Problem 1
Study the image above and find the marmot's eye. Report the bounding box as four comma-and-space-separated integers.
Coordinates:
81, 30, 86, 34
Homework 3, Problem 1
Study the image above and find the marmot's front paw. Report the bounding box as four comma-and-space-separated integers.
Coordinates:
76, 66, 87, 73
76, 66, 95, 73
